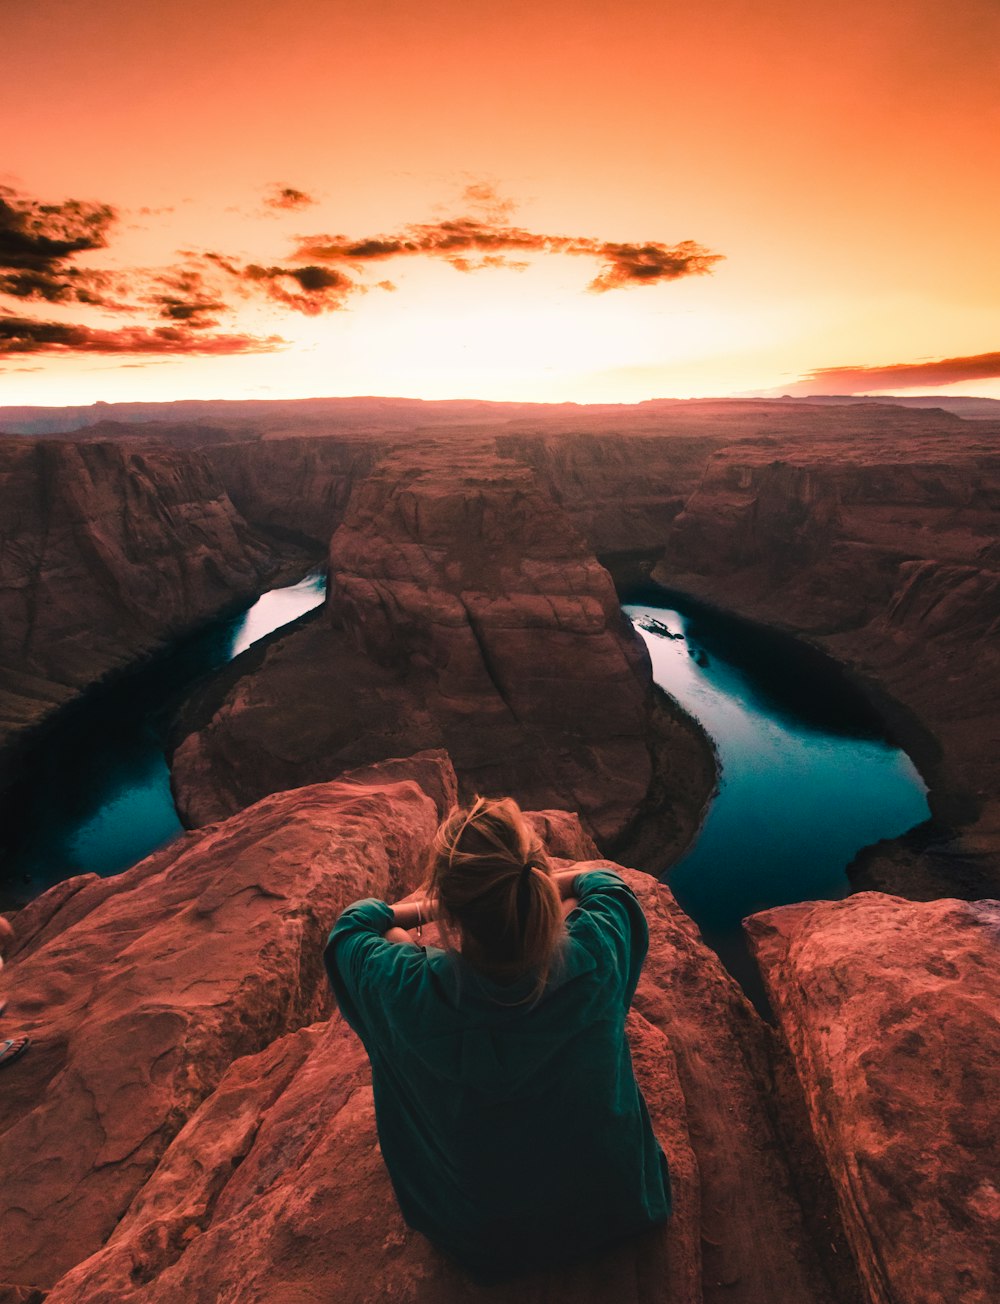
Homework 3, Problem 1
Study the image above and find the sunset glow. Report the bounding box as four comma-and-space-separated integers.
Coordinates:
3, 0, 998, 406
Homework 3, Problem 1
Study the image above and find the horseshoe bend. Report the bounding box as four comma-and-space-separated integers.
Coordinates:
0, 396, 998, 1303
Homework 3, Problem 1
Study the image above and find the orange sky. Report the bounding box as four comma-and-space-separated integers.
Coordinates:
2, 0, 999, 406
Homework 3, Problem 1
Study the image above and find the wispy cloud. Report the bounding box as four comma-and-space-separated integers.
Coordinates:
791, 350, 1000, 393
0, 316, 282, 357
262, 184, 316, 212
0, 181, 722, 364
203, 252, 357, 314
295, 212, 722, 293
145, 267, 229, 328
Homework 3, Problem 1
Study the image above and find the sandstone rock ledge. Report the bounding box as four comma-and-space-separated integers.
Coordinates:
0, 438, 283, 758
1, 752, 859, 1304
747, 894, 1000, 1304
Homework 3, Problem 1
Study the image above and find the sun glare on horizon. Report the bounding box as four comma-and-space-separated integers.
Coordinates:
2, 0, 998, 409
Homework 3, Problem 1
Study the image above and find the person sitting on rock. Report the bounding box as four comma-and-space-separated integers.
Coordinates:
324, 794, 671, 1279
0, 914, 30, 1071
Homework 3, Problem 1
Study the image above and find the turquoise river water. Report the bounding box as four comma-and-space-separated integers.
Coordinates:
2, 575, 929, 1012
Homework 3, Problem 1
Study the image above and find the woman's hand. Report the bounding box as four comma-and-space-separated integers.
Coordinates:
382, 895, 437, 944
387, 896, 436, 931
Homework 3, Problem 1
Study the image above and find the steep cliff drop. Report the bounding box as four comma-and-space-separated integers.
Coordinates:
1, 752, 862, 1304
0, 438, 296, 767
747, 895, 1000, 1304
171, 450, 715, 852
656, 418, 1000, 900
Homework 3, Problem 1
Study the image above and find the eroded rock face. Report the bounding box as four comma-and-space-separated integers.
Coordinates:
0, 751, 455, 1292
171, 452, 666, 844
655, 424, 1000, 897
746, 893, 1000, 1304
1, 756, 860, 1304
206, 435, 384, 548
0, 438, 276, 753
494, 430, 724, 556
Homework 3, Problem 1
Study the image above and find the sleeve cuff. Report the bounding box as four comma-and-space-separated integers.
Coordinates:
326, 897, 394, 947
574, 868, 628, 898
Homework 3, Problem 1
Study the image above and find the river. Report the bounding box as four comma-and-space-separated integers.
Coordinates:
624, 587, 930, 1005
2, 573, 930, 1013
0, 573, 326, 905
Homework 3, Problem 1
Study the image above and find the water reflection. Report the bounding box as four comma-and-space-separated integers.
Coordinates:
1, 572, 325, 903
625, 595, 930, 1007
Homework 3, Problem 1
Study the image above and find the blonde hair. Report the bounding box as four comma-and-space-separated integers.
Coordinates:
427, 796, 563, 1002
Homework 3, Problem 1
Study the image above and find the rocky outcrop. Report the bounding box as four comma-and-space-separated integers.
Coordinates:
170, 451, 709, 847
747, 893, 1000, 1304
1, 755, 860, 1304
0, 438, 280, 756
655, 425, 1000, 897
0, 752, 455, 1293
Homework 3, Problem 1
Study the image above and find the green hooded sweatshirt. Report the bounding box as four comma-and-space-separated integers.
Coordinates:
324, 868, 671, 1278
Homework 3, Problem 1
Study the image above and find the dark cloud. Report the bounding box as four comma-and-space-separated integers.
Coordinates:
263, 184, 316, 212
1, 183, 722, 365
295, 214, 722, 291
0, 316, 282, 357
586, 240, 721, 291
217, 260, 356, 314
794, 350, 1000, 393
0, 185, 118, 306
146, 268, 228, 328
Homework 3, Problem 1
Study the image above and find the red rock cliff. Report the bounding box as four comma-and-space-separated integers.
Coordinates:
0, 754, 860, 1304
655, 419, 1000, 897
170, 452, 701, 846
0, 438, 278, 754
747, 893, 1000, 1304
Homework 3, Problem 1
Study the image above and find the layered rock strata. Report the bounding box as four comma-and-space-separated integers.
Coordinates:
747, 893, 1000, 1304
171, 452, 712, 847
0, 438, 279, 755
1, 756, 859, 1304
494, 430, 723, 557
205, 435, 386, 549
657, 427, 1000, 897
0, 752, 455, 1294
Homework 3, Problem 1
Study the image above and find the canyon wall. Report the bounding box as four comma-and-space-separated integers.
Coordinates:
171, 450, 715, 851
205, 435, 387, 548
655, 423, 1000, 898
0, 438, 282, 757
494, 430, 722, 555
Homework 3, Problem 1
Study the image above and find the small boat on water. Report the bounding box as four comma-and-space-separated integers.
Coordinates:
634, 616, 683, 640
